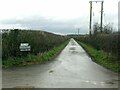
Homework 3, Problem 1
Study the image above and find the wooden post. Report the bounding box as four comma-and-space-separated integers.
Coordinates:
89, 1, 92, 37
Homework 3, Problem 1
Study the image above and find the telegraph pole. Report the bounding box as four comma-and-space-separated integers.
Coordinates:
89, 1, 92, 37
100, 1, 104, 33
78, 28, 80, 35
89, 1, 104, 35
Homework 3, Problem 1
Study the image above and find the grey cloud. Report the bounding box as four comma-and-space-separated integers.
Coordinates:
0, 16, 89, 34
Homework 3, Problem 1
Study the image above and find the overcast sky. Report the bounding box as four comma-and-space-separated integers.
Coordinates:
0, 0, 119, 34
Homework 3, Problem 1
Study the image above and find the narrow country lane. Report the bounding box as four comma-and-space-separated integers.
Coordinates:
2, 39, 118, 88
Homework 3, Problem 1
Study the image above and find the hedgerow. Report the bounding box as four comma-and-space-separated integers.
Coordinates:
2, 29, 68, 60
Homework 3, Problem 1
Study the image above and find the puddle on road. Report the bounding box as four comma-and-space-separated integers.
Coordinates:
105, 81, 115, 84
70, 51, 79, 54
49, 70, 54, 73
70, 40, 76, 46
71, 42, 76, 46
83, 79, 118, 87
69, 47, 75, 50
69, 46, 78, 54
105, 79, 119, 85
69, 46, 82, 55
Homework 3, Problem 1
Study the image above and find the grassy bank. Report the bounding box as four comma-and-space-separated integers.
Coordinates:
2, 40, 69, 68
77, 41, 119, 72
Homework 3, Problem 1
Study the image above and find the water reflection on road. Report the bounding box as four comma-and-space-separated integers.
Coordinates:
2, 38, 118, 88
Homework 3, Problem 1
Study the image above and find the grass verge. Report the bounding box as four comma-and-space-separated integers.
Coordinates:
2, 40, 69, 68
77, 41, 119, 72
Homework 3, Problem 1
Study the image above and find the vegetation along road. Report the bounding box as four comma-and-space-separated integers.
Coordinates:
3, 38, 118, 88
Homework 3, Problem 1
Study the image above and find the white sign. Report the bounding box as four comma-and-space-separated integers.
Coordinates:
19, 43, 31, 51
20, 43, 29, 46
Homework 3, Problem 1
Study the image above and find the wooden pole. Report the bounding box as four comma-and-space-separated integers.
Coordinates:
100, 1, 104, 33
89, 1, 92, 37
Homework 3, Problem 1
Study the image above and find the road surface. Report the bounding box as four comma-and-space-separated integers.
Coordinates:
2, 38, 118, 88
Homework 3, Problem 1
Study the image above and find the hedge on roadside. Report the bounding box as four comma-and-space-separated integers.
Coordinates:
2, 29, 69, 60
75, 32, 119, 63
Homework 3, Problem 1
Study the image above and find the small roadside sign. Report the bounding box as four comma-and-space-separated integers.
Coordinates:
19, 43, 31, 51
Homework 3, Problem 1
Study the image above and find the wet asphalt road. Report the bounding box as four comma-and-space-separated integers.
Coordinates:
2, 38, 118, 88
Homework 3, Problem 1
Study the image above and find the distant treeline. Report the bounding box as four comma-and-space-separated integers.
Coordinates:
2, 29, 68, 59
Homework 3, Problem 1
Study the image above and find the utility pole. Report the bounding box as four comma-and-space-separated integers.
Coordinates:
89, 1, 104, 35
100, 1, 104, 33
89, 1, 92, 37
78, 28, 80, 35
